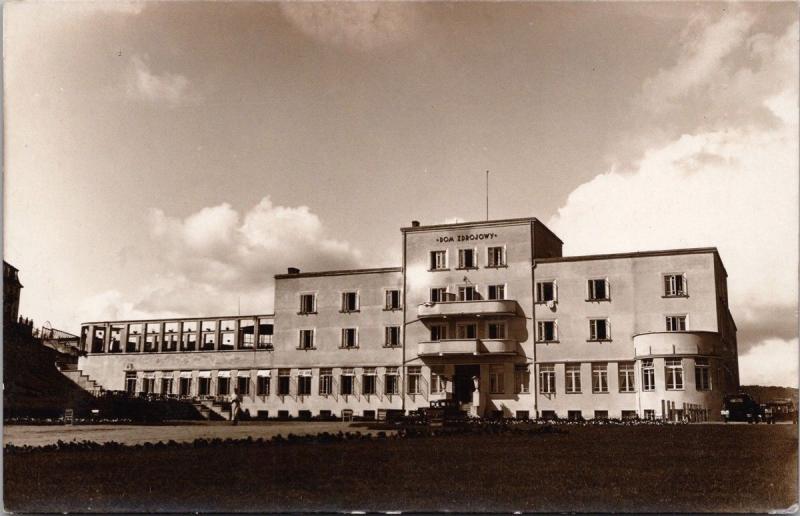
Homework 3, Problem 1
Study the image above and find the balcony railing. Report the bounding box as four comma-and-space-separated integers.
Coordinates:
417, 299, 519, 319
418, 338, 518, 356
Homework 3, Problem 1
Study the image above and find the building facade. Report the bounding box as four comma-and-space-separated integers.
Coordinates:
77, 217, 739, 421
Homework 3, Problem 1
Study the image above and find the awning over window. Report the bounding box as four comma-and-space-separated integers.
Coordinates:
217, 370, 231, 378
142, 372, 156, 379
198, 371, 212, 378
179, 371, 192, 378
298, 369, 313, 377
257, 370, 271, 377
237, 370, 250, 377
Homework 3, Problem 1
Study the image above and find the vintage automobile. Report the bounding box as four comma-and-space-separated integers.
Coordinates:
721, 393, 763, 423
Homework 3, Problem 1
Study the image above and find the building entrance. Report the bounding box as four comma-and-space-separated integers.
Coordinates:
453, 365, 480, 404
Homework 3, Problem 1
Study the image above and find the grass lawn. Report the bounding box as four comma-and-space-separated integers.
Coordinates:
4, 424, 797, 513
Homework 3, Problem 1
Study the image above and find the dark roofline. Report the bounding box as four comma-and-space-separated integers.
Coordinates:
535, 247, 720, 264
275, 266, 402, 280
82, 313, 275, 326
400, 217, 564, 244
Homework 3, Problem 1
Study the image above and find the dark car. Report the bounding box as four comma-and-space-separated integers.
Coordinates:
721, 393, 762, 423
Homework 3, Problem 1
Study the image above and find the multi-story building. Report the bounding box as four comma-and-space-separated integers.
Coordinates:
77, 217, 739, 421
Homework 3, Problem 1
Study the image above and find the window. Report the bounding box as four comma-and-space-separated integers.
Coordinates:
385, 367, 399, 395
458, 285, 477, 301
489, 365, 504, 394
664, 274, 687, 297
341, 328, 358, 349
587, 278, 609, 301
536, 281, 556, 303
109, 326, 123, 353
201, 321, 216, 332
665, 358, 684, 390
128, 323, 143, 335
198, 374, 211, 396
146, 323, 160, 334
695, 358, 711, 391
256, 371, 270, 396
201, 332, 215, 351
160, 374, 174, 395
298, 329, 315, 350
163, 334, 179, 352
91, 327, 106, 353
594, 410, 609, 420
298, 369, 312, 396
178, 374, 192, 396
541, 410, 557, 420
341, 292, 359, 312
257, 319, 273, 349
299, 293, 316, 314
319, 368, 333, 395
142, 374, 155, 394
180, 333, 196, 352
407, 366, 422, 395
515, 365, 530, 394
458, 248, 477, 269
431, 372, 446, 394
126, 335, 139, 353
537, 320, 557, 342
567, 410, 582, 421
487, 246, 505, 267
385, 289, 401, 310
125, 372, 137, 395
430, 324, 447, 341
220, 320, 234, 350
643, 409, 655, 420
238, 319, 255, 349
487, 322, 506, 339
539, 364, 556, 394
589, 319, 610, 341
145, 334, 159, 352
642, 359, 655, 392
487, 284, 505, 300
618, 362, 636, 393
592, 363, 609, 393
277, 369, 291, 396
430, 250, 447, 270
430, 287, 448, 303
182, 321, 197, 333
340, 368, 354, 395
217, 373, 231, 396
362, 368, 377, 395
385, 326, 400, 347
455, 323, 477, 339
220, 319, 236, 332
621, 410, 637, 420
565, 363, 582, 393
666, 315, 687, 332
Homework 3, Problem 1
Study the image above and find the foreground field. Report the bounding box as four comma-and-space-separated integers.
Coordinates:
5, 424, 797, 513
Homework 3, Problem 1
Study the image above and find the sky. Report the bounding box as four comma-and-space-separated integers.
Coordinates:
4, 2, 798, 386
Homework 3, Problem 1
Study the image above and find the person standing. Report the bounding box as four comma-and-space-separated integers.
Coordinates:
231, 387, 241, 425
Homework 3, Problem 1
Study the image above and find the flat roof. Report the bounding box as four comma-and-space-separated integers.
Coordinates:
275, 266, 402, 280
82, 314, 275, 326
536, 247, 720, 264
400, 217, 564, 243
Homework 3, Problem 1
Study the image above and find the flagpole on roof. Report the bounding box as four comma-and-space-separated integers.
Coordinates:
486, 170, 489, 221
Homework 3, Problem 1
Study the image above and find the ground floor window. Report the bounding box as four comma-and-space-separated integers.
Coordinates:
565, 363, 581, 393
385, 367, 399, 395
217, 374, 231, 396
541, 410, 556, 420
340, 368, 354, 395
567, 410, 582, 421
431, 372, 446, 394
665, 358, 684, 390
695, 358, 711, 391
642, 359, 655, 392
643, 409, 655, 420
237, 373, 251, 395
516, 366, 531, 394
489, 365, 504, 394
256, 372, 270, 396
160, 375, 173, 395
319, 368, 333, 395
539, 364, 555, 394
407, 366, 422, 395
179, 376, 192, 396
594, 410, 609, 420
298, 369, 312, 396
621, 410, 637, 419
618, 362, 635, 392
125, 372, 136, 395
142, 375, 155, 394
198, 375, 211, 396
278, 369, 291, 395
362, 368, 376, 395
592, 363, 609, 393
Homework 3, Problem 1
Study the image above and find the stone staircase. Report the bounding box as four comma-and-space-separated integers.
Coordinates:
192, 398, 232, 421
56, 362, 104, 397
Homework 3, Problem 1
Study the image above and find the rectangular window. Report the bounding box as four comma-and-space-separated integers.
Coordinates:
487, 322, 506, 339
589, 319, 610, 341
182, 321, 197, 333
238, 319, 254, 349
237, 373, 250, 396
430, 250, 447, 270
341, 328, 358, 348
515, 365, 530, 394
487, 284, 505, 300
539, 364, 556, 394
695, 358, 711, 391
319, 368, 333, 395
642, 359, 655, 392
665, 358, 684, 390
537, 320, 557, 342
458, 285, 477, 301
109, 325, 123, 353
592, 363, 609, 393
277, 369, 291, 396
201, 321, 216, 332
297, 369, 312, 396
664, 274, 687, 297
458, 248, 476, 269
430, 287, 448, 303
565, 363, 582, 393
340, 368, 354, 395
594, 410, 609, 420
407, 366, 422, 395
455, 323, 477, 339
362, 368, 377, 395
618, 362, 636, 392
643, 409, 655, 420
126, 336, 139, 353
385, 326, 401, 347
180, 333, 197, 352
257, 319, 273, 349
587, 278, 609, 301
666, 315, 687, 332
256, 372, 271, 396
163, 334, 179, 352
220, 332, 234, 350
299, 329, 315, 350
430, 324, 447, 341
621, 410, 637, 420
489, 365, 504, 394
201, 332, 215, 350
160, 375, 174, 395
217, 374, 231, 396
385, 289, 401, 310
536, 281, 556, 303
196, 375, 210, 396
142, 375, 155, 394
146, 323, 161, 334
178, 374, 191, 396
128, 323, 143, 335
341, 292, 359, 312
145, 334, 159, 352
220, 320, 236, 332
431, 372, 447, 394
568, 410, 583, 421
487, 246, 505, 267
299, 293, 316, 314
385, 367, 399, 395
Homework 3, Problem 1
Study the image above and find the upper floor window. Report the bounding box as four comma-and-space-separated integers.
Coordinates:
298, 329, 315, 350
695, 358, 711, 391
430, 287, 448, 303
299, 293, 316, 314
618, 362, 636, 393
430, 250, 447, 270
587, 278, 610, 301
664, 273, 687, 297
487, 322, 506, 339
588, 319, 610, 341
539, 364, 556, 394
385, 326, 401, 347
220, 320, 236, 332
665, 358, 684, 390
537, 320, 557, 342
201, 320, 215, 332
458, 285, 478, 301
341, 292, 359, 312
455, 323, 477, 339
458, 248, 477, 269
182, 321, 198, 333
341, 328, 358, 348
536, 281, 557, 303
430, 323, 447, 341
666, 315, 687, 332
128, 323, 143, 335
487, 284, 505, 300
385, 289, 401, 310
642, 359, 655, 391
487, 246, 505, 267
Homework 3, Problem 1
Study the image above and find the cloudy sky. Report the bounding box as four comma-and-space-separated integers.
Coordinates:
5, 2, 797, 386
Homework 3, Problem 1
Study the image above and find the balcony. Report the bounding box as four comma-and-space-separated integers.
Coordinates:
633, 331, 721, 358
417, 299, 519, 319
418, 338, 518, 356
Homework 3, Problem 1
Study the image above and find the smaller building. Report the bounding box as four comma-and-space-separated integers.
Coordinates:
4, 261, 23, 324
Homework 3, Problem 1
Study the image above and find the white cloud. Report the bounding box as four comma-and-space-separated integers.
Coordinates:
549, 15, 798, 385
738, 339, 799, 387
126, 55, 194, 105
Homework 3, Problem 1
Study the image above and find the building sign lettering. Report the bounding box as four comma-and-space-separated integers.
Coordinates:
435, 232, 498, 243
